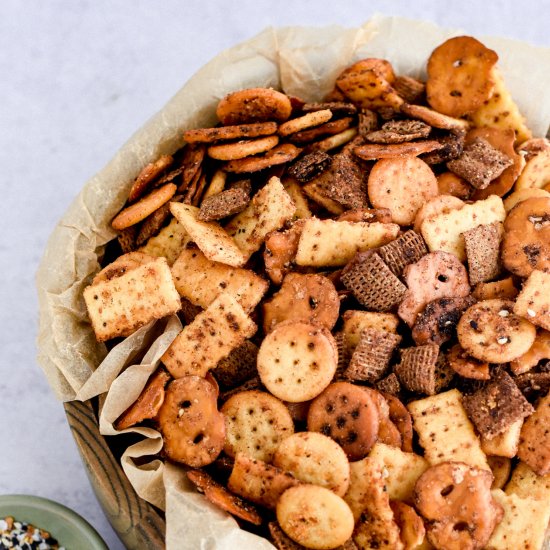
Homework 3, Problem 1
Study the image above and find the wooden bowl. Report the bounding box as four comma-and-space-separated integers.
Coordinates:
64, 400, 165, 549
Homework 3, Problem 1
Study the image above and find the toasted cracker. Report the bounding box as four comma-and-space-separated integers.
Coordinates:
463, 371, 533, 440
342, 310, 399, 351
354, 140, 442, 161
473, 277, 519, 301
481, 418, 523, 458
225, 176, 296, 260
228, 453, 300, 510
368, 156, 438, 225
224, 143, 301, 173
288, 151, 332, 183
212, 340, 258, 388
302, 179, 345, 215
518, 390, 550, 475
345, 328, 401, 383
161, 292, 256, 378
408, 388, 490, 470
515, 148, 550, 190
295, 218, 399, 267
447, 137, 513, 189
171, 247, 267, 312
278, 109, 332, 136
420, 194, 506, 261
216, 88, 292, 125
463, 221, 504, 284
198, 188, 250, 221
366, 120, 431, 144
170, 202, 246, 267
289, 117, 354, 145
400, 103, 470, 132
83, 255, 181, 342
128, 155, 173, 203
487, 490, 550, 550
207, 135, 279, 161
395, 345, 439, 396
378, 230, 428, 276
282, 177, 312, 219
341, 252, 407, 311
514, 270, 550, 331
368, 442, 429, 504
184, 121, 278, 144
471, 68, 532, 143
504, 187, 550, 212
138, 217, 191, 265
310, 128, 358, 152
506, 461, 550, 501
222, 390, 294, 462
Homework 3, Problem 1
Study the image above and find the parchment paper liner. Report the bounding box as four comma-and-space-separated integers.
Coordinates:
36, 15, 550, 549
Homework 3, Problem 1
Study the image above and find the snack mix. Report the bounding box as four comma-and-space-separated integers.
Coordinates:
84, 35, 550, 549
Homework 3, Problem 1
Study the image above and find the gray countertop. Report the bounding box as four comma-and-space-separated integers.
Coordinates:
1, 1, 550, 548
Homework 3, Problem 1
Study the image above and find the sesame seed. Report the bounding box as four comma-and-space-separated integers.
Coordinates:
497, 337, 510, 345
527, 309, 536, 317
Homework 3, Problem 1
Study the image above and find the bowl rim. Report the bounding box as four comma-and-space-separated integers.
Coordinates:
0, 494, 108, 550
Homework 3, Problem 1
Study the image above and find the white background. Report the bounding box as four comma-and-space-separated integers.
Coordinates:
2, 1, 550, 548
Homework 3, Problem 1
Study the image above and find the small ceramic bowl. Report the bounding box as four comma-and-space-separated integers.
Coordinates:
0, 495, 108, 550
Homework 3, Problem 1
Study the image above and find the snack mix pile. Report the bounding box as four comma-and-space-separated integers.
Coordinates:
84, 36, 550, 549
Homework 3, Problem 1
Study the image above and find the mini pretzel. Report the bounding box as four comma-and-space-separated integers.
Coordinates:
511, 329, 550, 374
501, 196, 550, 277
398, 251, 470, 327
207, 135, 279, 161
414, 461, 503, 550
216, 88, 292, 125
128, 155, 173, 202
262, 273, 340, 333
516, 137, 550, 161
426, 36, 498, 117
115, 368, 171, 430
390, 501, 426, 550
186, 469, 262, 525
457, 299, 536, 363
112, 183, 177, 230
381, 392, 414, 452
183, 121, 277, 143
436, 171, 471, 199
307, 382, 379, 461
447, 344, 490, 380
156, 376, 225, 467
278, 109, 332, 137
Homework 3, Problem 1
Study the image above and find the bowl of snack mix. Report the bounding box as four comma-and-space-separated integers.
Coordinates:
0, 495, 107, 550
37, 15, 550, 550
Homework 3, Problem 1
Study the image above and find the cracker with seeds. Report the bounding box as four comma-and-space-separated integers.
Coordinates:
341, 252, 407, 310
514, 269, 550, 331
228, 453, 300, 510
225, 176, 296, 260
295, 219, 399, 267
408, 388, 490, 470
83, 254, 181, 342
222, 390, 294, 462
505, 461, 550, 501
171, 247, 268, 312
161, 292, 256, 378
368, 442, 429, 504
517, 390, 550, 475
487, 489, 550, 550
463, 221, 503, 284
170, 202, 246, 267
463, 370, 533, 440
345, 328, 401, 383
420, 194, 506, 261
